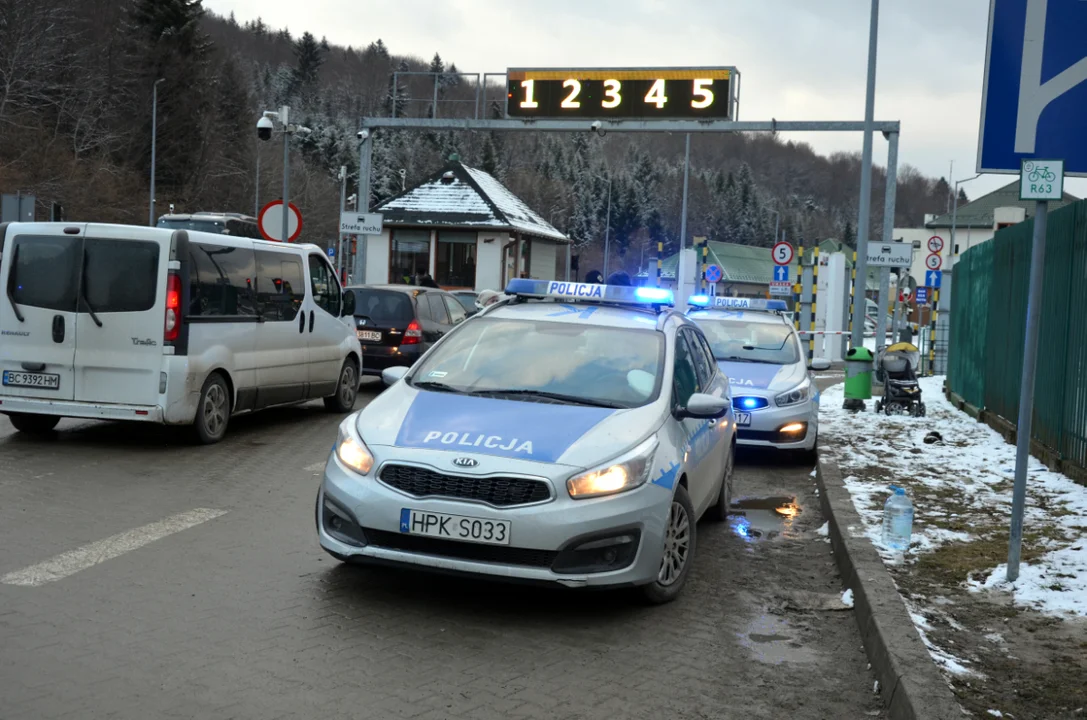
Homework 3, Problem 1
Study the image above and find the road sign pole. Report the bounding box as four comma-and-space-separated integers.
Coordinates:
680, 133, 692, 287
337, 166, 347, 277
282, 119, 291, 244
851, 0, 880, 350
354, 133, 373, 286
1008, 199, 1049, 582
875, 267, 890, 355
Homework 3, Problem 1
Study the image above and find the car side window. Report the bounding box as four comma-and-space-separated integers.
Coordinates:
443, 294, 467, 324
690, 330, 718, 386
673, 332, 702, 409
308, 255, 340, 317
426, 293, 450, 324
254, 250, 304, 321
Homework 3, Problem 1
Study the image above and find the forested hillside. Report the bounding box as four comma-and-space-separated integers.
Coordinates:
0, 0, 965, 271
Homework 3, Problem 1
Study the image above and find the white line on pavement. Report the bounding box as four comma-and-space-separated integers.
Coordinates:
0, 508, 228, 587
304, 461, 326, 472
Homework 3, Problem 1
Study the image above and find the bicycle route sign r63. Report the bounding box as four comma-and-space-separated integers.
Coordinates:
1020, 159, 1065, 201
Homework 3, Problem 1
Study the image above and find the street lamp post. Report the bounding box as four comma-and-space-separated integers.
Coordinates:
950, 174, 981, 261
149, 78, 165, 226
281, 113, 290, 243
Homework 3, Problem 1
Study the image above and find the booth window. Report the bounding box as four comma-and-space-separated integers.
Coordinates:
436, 231, 476, 288
389, 229, 430, 284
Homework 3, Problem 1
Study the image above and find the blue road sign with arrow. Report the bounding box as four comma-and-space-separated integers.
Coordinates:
926, 270, 943, 289
774, 265, 790, 282
978, 0, 1087, 176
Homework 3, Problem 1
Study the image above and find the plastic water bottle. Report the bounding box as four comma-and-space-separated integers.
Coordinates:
881, 486, 914, 551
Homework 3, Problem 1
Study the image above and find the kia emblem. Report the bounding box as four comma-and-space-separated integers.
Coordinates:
452, 457, 478, 468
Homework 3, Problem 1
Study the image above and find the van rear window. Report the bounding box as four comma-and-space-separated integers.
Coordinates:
83, 239, 160, 313
8, 235, 81, 312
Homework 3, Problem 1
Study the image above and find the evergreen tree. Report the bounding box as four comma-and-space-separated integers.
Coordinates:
957, 187, 969, 206
842, 220, 856, 249
291, 32, 324, 106
385, 60, 409, 116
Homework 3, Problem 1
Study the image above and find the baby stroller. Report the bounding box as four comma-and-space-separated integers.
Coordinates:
875, 342, 926, 417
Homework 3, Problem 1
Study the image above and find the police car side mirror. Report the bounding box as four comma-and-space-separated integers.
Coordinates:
681, 393, 730, 420
809, 358, 832, 371
382, 366, 409, 386
341, 290, 356, 317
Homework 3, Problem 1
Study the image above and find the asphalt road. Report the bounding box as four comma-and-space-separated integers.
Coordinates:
0, 373, 883, 720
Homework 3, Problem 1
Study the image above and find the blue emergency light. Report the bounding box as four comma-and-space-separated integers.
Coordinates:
688, 296, 787, 312
504, 279, 674, 307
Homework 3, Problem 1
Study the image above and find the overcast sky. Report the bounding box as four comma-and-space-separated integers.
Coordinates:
207, 0, 1087, 201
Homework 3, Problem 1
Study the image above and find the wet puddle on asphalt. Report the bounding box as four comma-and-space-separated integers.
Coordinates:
728, 495, 804, 541
737, 612, 820, 665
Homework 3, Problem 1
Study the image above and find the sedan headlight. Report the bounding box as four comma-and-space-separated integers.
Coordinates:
775, 379, 811, 407
567, 436, 658, 499
335, 418, 374, 475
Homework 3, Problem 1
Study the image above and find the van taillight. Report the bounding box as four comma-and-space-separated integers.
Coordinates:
164, 273, 181, 342
401, 319, 422, 346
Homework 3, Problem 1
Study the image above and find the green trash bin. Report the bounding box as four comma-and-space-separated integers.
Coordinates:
844, 347, 873, 407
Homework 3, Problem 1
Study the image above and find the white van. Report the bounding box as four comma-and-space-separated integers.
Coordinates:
0, 222, 361, 443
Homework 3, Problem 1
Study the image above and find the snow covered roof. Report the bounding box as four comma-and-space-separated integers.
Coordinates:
375, 162, 569, 243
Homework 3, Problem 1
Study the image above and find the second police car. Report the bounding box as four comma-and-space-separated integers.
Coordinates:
317, 279, 737, 603
685, 296, 830, 459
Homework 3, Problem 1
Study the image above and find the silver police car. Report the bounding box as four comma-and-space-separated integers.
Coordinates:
686, 296, 830, 459
317, 279, 737, 603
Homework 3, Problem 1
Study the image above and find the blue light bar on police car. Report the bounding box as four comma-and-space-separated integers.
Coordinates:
687, 296, 788, 312
504, 279, 674, 306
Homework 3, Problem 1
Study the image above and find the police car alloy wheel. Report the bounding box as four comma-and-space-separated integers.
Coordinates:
641, 484, 697, 605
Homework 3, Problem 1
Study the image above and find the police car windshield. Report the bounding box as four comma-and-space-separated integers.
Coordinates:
410, 317, 664, 408
691, 318, 800, 365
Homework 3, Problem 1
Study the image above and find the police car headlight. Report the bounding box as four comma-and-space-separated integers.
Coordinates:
567, 436, 658, 499
336, 419, 374, 475
775, 379, 811, 407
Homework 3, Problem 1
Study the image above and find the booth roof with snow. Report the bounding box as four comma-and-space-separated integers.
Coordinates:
365, 160, 570, 292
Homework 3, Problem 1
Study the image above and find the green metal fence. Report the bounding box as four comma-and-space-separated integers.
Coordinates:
947, 199, 1087, 470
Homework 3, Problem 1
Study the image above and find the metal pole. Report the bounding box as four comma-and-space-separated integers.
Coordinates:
149, 78, 164, 226
680, 133, 691, 284
338, 166, 347, 277
281, 113, 290, 243
875, 267, 891, 358
432, 73, 439, 119
565, 244, 571, 282
850, 0, 880, 350
254, 149, 260, 218
1008, 200, 1048, 582
603, 179, 612, 275
773, 212, 780, 248
354, 133, 373, 286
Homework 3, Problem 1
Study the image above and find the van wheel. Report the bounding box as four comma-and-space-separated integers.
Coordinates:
641, 484, 697, 605
7, 413, 60, 435
324, 360, 359, 413
194, 373, 230, 445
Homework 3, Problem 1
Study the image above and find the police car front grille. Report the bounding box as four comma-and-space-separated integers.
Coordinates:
363, 528, 559, 568
379, 465, 552, 507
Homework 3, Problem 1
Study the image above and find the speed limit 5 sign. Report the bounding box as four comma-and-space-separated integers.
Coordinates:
772, 241, 795, 266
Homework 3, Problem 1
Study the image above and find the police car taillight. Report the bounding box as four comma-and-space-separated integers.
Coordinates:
401, 319, 422, 346
164, 272, 181, 343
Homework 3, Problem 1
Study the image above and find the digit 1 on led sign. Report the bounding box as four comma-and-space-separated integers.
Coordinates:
519, 79, 538, 109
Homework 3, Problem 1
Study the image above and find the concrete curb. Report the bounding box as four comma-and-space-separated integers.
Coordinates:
815, 456, 963, 720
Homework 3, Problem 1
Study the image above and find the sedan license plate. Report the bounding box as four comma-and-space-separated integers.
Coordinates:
357, 329, 382, 342
2, 370, 60, 390
400, 509, 510, 546
735, 412, 752, 427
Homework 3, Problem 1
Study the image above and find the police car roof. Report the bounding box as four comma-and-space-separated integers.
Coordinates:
486, 299, 664, 330
687, 308, 789, 325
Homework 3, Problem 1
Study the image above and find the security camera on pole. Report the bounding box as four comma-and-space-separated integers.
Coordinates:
256, 106, 310, 243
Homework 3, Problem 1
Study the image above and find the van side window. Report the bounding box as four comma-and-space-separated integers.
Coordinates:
189, 242, 258, 317
8, 235, 81, 312
308, 255, 340, 317
83, 239, 160, 313
254, 250, 304, 321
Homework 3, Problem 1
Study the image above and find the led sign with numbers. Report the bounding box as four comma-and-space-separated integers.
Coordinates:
506, 68, 736, 120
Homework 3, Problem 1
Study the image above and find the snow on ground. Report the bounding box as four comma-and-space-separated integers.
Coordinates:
820, 375, 1087, 619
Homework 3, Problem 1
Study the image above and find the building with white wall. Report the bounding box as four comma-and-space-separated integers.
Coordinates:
365, 161, 570, 291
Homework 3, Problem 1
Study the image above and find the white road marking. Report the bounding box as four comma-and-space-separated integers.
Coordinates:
0, 508, 228, 587
304, 461, 326, 472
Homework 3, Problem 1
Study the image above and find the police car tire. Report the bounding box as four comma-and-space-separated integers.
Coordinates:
640, 485, 697, 605
707, 445, 734, 522
7, 412, 60, 435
